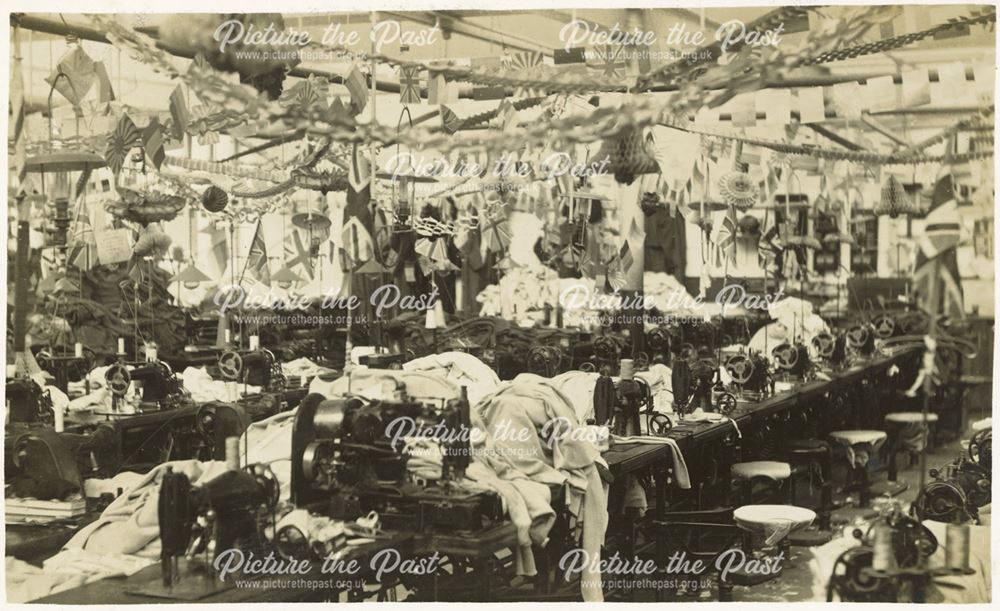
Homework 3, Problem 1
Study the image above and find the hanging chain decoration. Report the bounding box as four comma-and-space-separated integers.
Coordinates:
802, 9, 996, 65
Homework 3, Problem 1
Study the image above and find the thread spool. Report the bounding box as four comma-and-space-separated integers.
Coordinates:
871, 523, 894, 571
225, 436, 240, 471
425, 307, 438, 330
620, 359, 635, 381
249, 335, 260, 351
434, 300, 446, 328
945, 522, 971, 571
74, 342, 83, 358
53, 403, 64, 433
117, 337, 125, 355
455, 278, 463, 313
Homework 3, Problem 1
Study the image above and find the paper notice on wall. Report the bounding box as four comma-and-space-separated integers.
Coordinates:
972, 62, 995, 105
901, 68, 931, 107
866, 75, 897, 112
762, 89, 792, 125
95, 228, 132, 264
933, 62, 970, 105
797, 87, 826, 123
730, 93, 756, 127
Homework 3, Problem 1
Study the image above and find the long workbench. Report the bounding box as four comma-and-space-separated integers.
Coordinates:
29, 348, 921, 603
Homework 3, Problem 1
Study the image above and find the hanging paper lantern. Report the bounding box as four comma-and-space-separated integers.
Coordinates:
874, 175, 918, 218
201, 185, 229, 212
718, 171, 758, 211
597, 125, 660, 185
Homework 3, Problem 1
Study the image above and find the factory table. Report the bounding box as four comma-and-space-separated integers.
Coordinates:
29, 349, 920, 603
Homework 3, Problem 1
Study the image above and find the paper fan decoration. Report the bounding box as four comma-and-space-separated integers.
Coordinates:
718, 171, 758, 210
201, 185, 229, 212
105, 114, 142, 176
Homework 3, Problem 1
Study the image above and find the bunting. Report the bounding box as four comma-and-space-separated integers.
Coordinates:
169, 85, 189, 141
346, 66, 369, 113
142, 117, 166, 169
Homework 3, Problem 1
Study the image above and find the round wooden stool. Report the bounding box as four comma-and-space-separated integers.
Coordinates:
884, 412, 939, 481
829, 430, 887, 508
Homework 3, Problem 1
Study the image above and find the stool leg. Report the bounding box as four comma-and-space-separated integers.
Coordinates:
819, 452, 833, 530
857, 463, 871, 507
887, 429, 899, 482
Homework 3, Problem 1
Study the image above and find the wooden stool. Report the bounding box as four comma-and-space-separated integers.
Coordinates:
829, 430, 887, 508
884, 412, 939, 481
730, 461, 791, 506
734, 504, 816, 558
783, 439, 834, 531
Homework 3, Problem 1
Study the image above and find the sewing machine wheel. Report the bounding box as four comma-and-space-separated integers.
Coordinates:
579, 361, 597, 373
105, 363, 131, 397
872, 314, 896, 339
245, 463, 281, 509
679, 343, 696, 361
724, 354, 754, 384
647, 327, 669, 351
831, 547, 884, 599
632, 351, 649, 370
845, 325, 871, 350
648, 412, 672, 435
593, 336, 620, 362
771, 343, 799, 371
812, 333, 836, 359
275, 524, 310, 561
527, 346, 559, 377
898, 311, 929, 335
196, 404, 216, 438
301, 441, 336, 483
716, 392, 737, 415
913, 481, 966, 523
218, 350, 244, 381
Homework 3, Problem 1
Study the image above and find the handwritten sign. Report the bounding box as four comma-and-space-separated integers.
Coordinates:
95, 228, 132, 264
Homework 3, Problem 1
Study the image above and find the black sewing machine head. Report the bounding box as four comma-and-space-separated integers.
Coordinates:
844, 323, 876, 357
358, 351, 408, 369
723, 351, 770, 399
217, 348, 283, 390
154, 463, 280, 593
104, 360, 185, 410
912, 454, 991, 524
592, 362, 654, 437
5, 377, 54, 425
290, 386, 501, 533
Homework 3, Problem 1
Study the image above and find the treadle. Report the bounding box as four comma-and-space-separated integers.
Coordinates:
830, 506, 878, 524
869, 480, 909, 498
786, 526, 834, 546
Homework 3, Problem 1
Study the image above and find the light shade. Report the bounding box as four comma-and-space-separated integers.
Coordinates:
173, 263, 212, 288
271, 264, 302, 288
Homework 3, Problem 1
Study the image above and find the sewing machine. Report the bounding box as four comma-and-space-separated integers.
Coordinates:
811, 332, 847, 371
671, 355, 735, 416
5, 377, 54, 425
722, 350, 771, 401
217, 348, 284, 390
912, 446, 991, 524
770, 341, 812, 381
130, 463, 280, 599
290, 383, 502, 534
35, 346, 96, 394
827, 503, 974, 603
103, 359, 187, 412
844, 323, 877, 360
592, 359, 658, 436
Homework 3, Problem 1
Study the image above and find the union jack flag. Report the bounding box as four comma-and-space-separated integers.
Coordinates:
399, 66, 422, 105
